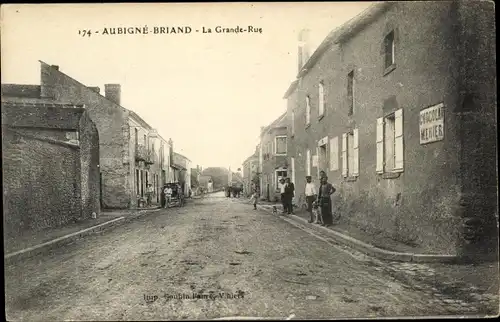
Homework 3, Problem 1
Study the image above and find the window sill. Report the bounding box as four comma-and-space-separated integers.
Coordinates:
380, 172, 402, 179
318, 114, 325, 121
274, 153, 287, 157
343, 176, 358, 182
383, 64, 396, 76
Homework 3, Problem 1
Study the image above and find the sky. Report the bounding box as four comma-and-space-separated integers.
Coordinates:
1, 2, 372, 171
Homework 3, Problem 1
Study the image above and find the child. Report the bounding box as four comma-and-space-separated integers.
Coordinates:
251, 189, 260, 210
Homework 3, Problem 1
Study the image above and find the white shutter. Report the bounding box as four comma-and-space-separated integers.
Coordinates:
306, 149, 311, 176
376, 118, 384, 173
291, 157, 295, 184
394, 108, 404, 171
316, 146, 320, 177
329, 137, 338, 171
353, 129, 359, 176
341, 133, 348, 177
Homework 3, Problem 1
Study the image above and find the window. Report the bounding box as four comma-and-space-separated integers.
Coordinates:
329, 136, 339, 171
342, 129, 359, 178
317, 144, 328, 178
318, 82, 325, 117
143, 134, 147, 146
135, 128, 138, 147
306, 96, 311, 125
291, 109, 295, 136
347, 71, 355, 116
135, 169, 140, 195
306, 149, 311, 176
140, 170, 144, 197
376, 109, 404, 173
384, 31, 395, 69
275, 136, 287, 155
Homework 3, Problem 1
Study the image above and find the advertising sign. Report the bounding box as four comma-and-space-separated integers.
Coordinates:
420, 103, 444, 144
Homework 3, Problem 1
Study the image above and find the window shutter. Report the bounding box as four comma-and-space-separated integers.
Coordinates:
394, 108, 404, 171
329, 137, 338, 171
306, 149, 311, 176
341, 133, 348, 177
316, 146, 320, 177
352, 129, 359, 176
376, 117, 384, 173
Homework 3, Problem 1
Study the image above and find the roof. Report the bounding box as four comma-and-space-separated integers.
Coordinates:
170, 163, 187, 170
173, 152, 191, 162
283, 80, 299, 99
2, 99, 85, 109
297, 2, 393, 78
2, 101, 86, 130
243, 152, 259, 165
129, 111, 153, 130
1, 84, 41, 98
260, 112, 287, 137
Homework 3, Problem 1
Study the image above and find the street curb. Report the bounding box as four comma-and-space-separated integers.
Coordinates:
4, 208, 164, 266
256, 204, 458, 264
4, 216, 125, 265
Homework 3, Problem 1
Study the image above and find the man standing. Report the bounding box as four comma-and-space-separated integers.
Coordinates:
305, 176, 317, 223
284, 177, 295, 214
164, 184, 172, 208
318, 176, 336, 227
279, 178, 286, 213
146, 184, 154, 207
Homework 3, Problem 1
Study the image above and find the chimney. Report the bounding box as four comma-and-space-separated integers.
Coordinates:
104, 84, 121, 105
89, 86, 100, 93
51, 65, 59, 71
298, 29, 311, 73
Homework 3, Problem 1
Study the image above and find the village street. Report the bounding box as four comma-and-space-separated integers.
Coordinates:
5, 192, 497, 321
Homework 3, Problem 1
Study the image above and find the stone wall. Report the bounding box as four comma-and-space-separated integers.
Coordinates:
3, 128, 81, 237
39, 62, 130, 208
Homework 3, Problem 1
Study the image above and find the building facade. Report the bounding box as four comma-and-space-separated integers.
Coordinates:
2, 99, 100, 238
172, 152, 192, 196
37, 61, 174, 209
285, 1, 497, 258
242, 149, 259, 197
258, 113, 288, 202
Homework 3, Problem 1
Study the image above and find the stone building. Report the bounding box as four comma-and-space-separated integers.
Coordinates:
242, 148, 259, 196
35, 61, 173, 209
284, 1, 497, 259
2, 99, 100, 239
172, 152, 192, 196
258, 112, 288, 202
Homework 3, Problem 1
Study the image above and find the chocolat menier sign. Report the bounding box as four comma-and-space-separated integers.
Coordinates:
419, 103, 444, 144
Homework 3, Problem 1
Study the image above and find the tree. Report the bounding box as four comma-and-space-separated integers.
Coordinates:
201, 167, 230, 190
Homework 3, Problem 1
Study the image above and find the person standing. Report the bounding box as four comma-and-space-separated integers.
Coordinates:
317, 176, 336, 227
160, 184, 167, 208
146, 184, 154, 207
305, 176, 317, 223
284, 178, 295, 214
164, 184, 173, 208
279, 178, 286, 213
251, 187, 260, 210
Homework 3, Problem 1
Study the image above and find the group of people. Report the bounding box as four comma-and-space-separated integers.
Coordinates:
305, 170, 336, 227
160, 182, 184, 208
